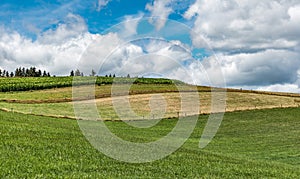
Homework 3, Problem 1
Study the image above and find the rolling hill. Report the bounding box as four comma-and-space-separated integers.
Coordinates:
0, 76, 299, 178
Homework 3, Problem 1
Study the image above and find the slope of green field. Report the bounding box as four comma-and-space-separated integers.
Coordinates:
0, 108, 299, 178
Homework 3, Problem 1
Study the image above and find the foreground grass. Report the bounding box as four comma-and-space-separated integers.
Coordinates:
0, 108, 299, 178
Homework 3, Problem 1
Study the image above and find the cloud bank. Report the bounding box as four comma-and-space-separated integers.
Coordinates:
0, 14, 98, 75
184, 0, 300, 92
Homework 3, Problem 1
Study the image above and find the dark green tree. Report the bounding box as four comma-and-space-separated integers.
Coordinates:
43, 70, 47, 77
90, 69, 96, 76
38, 70, 42, 77
75, 69, 81, 76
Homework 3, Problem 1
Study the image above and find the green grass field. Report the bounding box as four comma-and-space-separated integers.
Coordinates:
0, 77, 299, 178
0, 108, 299, 178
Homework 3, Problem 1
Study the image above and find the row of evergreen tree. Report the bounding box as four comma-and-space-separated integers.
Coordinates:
0, 67, 51, 78
69, 69, 131, 78
0, 67, 131, 78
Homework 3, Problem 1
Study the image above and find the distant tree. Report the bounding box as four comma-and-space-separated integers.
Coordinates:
28, 67, 37, 77
22, 68, 26, 77
15, 68, 20, 77
75, 69, 81, 76
47, 72, 50, 77
1, 67, 51, 78
17, 67, 22, 77
43, 70, 47, 77
80, 72, 84, 77
70, 70, 74, 77
25, 69, 29, 77
113, 74, 116, 78
33, 67, 37, 76
38, 70, 42, 77
105, 74, 108, 77
127, 74, 130, 78
90, 69, 96, 76
109, 74, 112, 78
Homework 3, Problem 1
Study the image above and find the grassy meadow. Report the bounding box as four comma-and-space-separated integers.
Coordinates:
0, 108, 299, 178
0, 77, 299, 178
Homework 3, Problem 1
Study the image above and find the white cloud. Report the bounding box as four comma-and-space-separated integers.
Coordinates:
257, 84, 300, 93
121, 13, 144, 37
185, 0, 300, 52
146, 0, 173, 30
1, 14, 196, 79
93, 39, 194, 78
96, 0, 111, 12
221, 50, 300, 86
38, 13, 88, 45
186, 49, 300, 93
0, 14, 99, 75
181, 0, 300, 92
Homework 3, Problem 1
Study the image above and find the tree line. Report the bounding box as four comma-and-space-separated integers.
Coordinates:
0, 67, 51, 78
69, 69, 131, 78
0, 67, 132, 78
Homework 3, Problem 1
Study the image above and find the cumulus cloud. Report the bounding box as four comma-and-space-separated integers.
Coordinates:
146, 0, 173, 30
185, 48, 300, 92
185, 0, 300, 52
38, 13, 88, 45
0, 13, 196, 81
121, 13, 144, 37
83, 38, 195, 79
257, 84, 300, 93
214, 50, 300, 86
182, 0, 300, 92
0, 14, 98, 75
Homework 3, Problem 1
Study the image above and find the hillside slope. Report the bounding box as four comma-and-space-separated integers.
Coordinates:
0, 108, 299, 178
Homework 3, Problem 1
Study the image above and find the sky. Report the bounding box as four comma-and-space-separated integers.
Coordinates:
0, 0, 300, 93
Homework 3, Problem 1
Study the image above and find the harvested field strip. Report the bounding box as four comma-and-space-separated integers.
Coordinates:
0, 92, 299, 120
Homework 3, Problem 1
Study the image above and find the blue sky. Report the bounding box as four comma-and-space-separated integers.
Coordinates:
1, 0, 300, 92
0, 0, 193, 38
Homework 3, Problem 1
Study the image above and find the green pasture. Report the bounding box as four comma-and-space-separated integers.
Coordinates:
0, 108, 299, 178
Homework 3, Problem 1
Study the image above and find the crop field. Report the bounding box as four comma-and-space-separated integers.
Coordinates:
0, 87, 299, 120
0, 108, 299, 178
0, 77, 299, 178
0, 76, 184, 92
